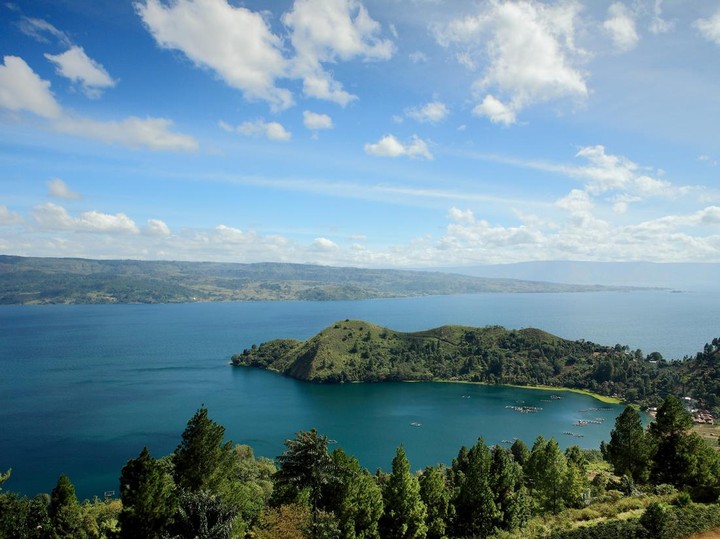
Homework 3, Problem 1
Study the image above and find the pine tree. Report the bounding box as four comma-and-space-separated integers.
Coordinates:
330, 448, 383, 539
526, 437, 576, 514
489, 445, 529, 532
173, 407, 235, 493
118, 447, 177, 539
380, 446, 427, 539
649, 395, 695, 486
452, 438, 498, 538
419, 465, 450, 539
604, 406, 651, 483
49, 474, 86, 539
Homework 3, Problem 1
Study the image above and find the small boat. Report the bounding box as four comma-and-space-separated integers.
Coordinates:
410, 422, 422, 427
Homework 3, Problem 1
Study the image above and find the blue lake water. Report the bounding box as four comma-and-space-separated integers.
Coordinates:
1, 290, 718, 499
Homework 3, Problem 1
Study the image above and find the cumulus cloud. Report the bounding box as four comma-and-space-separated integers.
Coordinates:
0, 205, 23, 225
303, 110, 333, 130
573, 145, 674, 198
695, 8, 720, 46
32, 202, 140, 234
311, 237, 340, 251
0, 56, 62, 118
136, 0, 292, 110
54, 115, 199, 151
473, 94, 516, 125
228, 119, 292, 141
146, 219, 171, 237
283, 0, 394, 105
364, 134, 433, 159
432, 0, 587, 125
603, 2, 639, 52
45, 46, 117, 98
48, 178, 81, 200
405, 101, 448, 123
0, 55, 196, 152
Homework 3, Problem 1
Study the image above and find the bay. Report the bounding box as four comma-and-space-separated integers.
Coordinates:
1, 290, 718, 500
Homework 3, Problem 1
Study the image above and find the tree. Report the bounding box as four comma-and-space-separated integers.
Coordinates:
166, 490, 237, 539
526, 437, 580, 514
173, 407, 235, 493
0, 468, 10, 491
489, 445, 530, 532
510, 439, 530, 467
418, 466, 450, 539
253, 503, 311, 539
0, 492, 52, 538
49, 474, 86, 539
451, 438, 498, 538
649, 396, 695, 486
380, 446, 427, 539
273, 429, 338, 514
118, 447, 176, 539
329, 448, 383, 539
603, 406, 651, 483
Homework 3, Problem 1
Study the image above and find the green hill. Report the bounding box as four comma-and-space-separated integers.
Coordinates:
232, 321, 720, 411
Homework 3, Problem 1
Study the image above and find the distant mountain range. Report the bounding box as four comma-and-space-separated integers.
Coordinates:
443, 261, 720, 290
0, 255, 648, 304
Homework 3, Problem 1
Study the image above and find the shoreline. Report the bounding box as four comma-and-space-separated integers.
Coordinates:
233, 363, 623, 405
423, 379, 623, 404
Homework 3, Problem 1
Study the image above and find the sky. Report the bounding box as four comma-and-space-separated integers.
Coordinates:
1, 0, 719, 268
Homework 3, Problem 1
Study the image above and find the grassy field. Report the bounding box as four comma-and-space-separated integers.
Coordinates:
693, 423, 720, 449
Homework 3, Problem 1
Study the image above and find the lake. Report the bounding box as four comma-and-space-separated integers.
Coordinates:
2, 290, 718, 499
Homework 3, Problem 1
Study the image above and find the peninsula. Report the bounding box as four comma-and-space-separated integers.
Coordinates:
232, 320, 720, 412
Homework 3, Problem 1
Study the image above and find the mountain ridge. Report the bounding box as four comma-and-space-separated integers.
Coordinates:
0, 255, 650, 304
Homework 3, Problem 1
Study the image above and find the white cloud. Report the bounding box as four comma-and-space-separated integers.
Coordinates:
603, 2, 639, 52
448, 207, 475, 224
146, 219, 171, 237
17, 17, 71, 46
282, 0, 394, 105
0, 56, 62, 118
303, 110, 333, 130
695, 8, 720, 46
136, 0, 292, 111
0, 205, 23, 225
364, 134, 433, 160
649, 0, 672, 34
433, 0, 587, 124
409, 51, 428, 63
473, 94, 516, 125
48, 178, 81, 200
45, 46, 117, 98
234, 119, 292, 141
573, 145, 674, 198
32, 202, 140, 234
311, 237, 340, 251
405, 101, 448, 123
54, 115, 198, 151
0, 56, 195, 152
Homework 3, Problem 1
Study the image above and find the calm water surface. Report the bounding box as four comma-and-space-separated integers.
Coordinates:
2, 290, 717, 499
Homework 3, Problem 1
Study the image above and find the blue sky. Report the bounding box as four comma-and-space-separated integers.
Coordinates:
1, 0, 719, 267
